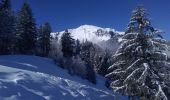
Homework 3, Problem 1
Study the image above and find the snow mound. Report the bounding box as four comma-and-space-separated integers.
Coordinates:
51, 25, 124, 44
0, 55, 126, 100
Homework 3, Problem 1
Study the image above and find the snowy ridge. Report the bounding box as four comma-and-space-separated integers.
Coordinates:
0, 55, 127, 100
51, 25, 124, 44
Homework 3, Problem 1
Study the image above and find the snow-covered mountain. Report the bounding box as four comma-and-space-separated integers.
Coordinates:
51, 25, 124, 44
0, 55, 127, 100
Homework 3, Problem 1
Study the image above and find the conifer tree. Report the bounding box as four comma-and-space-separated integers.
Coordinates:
0, 0, 15, 54
61, 30, 75, 58
16, 1, 37, 54
37, 22, 52, 56
106, 6, 170, 100
61, 30, 75, 74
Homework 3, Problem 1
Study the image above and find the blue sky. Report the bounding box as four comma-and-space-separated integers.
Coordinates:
12, 0, 170, 39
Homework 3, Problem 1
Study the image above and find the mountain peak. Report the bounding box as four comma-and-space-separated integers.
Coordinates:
78, 24, 101, 30
52, 25, 124, 44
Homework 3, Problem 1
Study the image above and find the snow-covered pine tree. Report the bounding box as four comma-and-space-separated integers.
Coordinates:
37, 22, 52, 57
15, 1, 37, 54
0, 0, 15, 54
106, 6, 170, 100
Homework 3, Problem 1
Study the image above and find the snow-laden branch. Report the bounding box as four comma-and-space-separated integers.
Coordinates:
151, 40, 168, 50
107, 61, 126, 72
137, 63, 149, 84
105, 69, 125, 79
124, 42, 139, 51
152, 38, 167, 44
155, 82, 168, 100
123, 68, 143, 84
125, 59, 143, 72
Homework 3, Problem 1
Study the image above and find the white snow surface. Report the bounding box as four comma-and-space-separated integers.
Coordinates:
51, 25, 124, 44
0, 55, 127, 100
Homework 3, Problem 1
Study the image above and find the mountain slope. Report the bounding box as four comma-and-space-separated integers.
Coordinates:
0, 55, 127, 100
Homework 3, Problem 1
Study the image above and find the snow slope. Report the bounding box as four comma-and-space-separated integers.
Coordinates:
0, 55, 126, 100
51, 25, 124, 44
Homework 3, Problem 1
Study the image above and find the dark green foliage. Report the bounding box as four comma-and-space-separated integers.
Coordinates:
15, 2, 37, 54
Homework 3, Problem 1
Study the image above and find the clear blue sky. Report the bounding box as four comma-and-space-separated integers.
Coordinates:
11, 0, 170, 39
